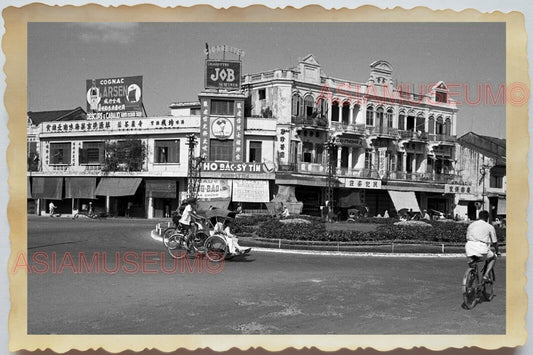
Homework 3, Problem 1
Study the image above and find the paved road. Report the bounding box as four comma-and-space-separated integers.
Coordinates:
26, 216, 506, 334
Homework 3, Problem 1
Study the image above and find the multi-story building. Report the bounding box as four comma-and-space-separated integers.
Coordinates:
27, 54, 467, 219
242, 54, 461, 217
453, 132, 506, 221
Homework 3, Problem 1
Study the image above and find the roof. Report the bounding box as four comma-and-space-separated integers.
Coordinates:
457, 132, 506, 164
28, 107, 86, 126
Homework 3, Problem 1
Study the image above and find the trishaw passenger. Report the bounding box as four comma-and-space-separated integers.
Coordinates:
212, 219, 251, 255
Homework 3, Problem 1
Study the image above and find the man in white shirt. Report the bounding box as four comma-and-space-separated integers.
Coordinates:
178, 198, 202, 245
465, 210, 500, 282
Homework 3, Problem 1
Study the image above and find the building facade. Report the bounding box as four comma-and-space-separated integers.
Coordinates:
242, 55, 461, 217
28, 54, 482, 219
453, 132, 506, 221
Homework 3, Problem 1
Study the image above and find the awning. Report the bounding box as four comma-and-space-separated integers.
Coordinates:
95, 178, 142, 197
145, 179, 177, 198
497, 198, 506, 215
65, 177, 97, 199
31, 177, 63, 200
27, 177, 32, 199
387, 190, 421, 213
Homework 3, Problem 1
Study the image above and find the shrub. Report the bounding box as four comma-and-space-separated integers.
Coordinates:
256, 218, 326, 241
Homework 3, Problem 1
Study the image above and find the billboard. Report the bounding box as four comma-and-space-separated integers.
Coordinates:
205, 60, 241, 89
232, 180, 269, 203
86, 76, 143, 119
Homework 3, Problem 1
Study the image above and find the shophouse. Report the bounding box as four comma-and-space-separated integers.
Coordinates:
453, 132, 506, 221
242, 54, 462, 217
28, 53, 468, 219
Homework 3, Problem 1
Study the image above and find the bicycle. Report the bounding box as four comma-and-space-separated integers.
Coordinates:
165, 218, 228, 263
462, 255, 496, 309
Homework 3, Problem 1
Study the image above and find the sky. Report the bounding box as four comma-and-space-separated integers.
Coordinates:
28, 22, 506, 137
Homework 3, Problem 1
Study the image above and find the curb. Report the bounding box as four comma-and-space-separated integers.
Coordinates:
150, 229, 506, 258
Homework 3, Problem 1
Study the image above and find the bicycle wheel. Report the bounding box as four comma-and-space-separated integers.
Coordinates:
462, 268, 478, 309
162, 227, 177, 248
204, 235, 228, 263
167, 233, 188, 259
482, 269, 495, 301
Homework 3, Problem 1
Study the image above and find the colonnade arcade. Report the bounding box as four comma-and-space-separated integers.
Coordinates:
292, 93, 454, 137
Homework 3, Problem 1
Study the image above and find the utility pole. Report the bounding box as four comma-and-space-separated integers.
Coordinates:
186, 134, 205, 199
325, 135, 337, 212
479, 164, 489, 210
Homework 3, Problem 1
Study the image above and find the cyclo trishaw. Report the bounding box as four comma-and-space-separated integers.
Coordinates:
159, 207, 246, 262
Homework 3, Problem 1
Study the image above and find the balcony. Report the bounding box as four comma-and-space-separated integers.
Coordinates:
330, 122, 366, 135
428, 134, 456, 143
384, 171, 464, 184
292, 116, 328, 129
399, 130, 428, 142
367, 126, 399, 139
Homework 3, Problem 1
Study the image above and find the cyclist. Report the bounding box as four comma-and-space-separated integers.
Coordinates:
465, 210, 500, 282
178, 197, 203, 248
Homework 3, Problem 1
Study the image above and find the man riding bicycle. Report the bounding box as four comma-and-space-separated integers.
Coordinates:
465, 210, 500, 282
178, 197, 204, 248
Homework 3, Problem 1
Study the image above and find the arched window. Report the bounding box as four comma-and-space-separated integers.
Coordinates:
292, 93, 303, 117
366, 105, 374, 126
304, 95, 314, 119
342, 101, 351, 124
398, 111, 405, 130
376, 107, 384, 128
416, 114, 425, 133
315, 97, 328, 118
331, 100, 340, 122
386, 108, 393, 128
436, 116, 444, 135
428, 116, 435, 134
444, 117, 451, 136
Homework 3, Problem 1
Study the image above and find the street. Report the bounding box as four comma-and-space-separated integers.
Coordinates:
26, 216, 506, 334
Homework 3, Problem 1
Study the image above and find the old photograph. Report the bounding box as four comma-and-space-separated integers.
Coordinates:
5, 5, 528, 352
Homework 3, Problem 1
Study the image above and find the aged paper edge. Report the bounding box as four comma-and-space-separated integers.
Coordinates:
4, 3, 529, 352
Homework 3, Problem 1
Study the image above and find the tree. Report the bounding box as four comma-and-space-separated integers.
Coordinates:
102, 139, 146, 172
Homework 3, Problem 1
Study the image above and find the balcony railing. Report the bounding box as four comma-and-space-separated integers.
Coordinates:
277, 164, 297, 172
292, 116, 328, 128
366, 126, 399, 138
384, 171, 464, 184
399, 130, 428, 141
330, 122, 366, 134
282, 162, 463, 184
428, 134, 456, 142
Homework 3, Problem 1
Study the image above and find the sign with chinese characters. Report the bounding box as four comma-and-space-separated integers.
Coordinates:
200, 100, 210, 158
205, 60, 241, 89
445, 184, 473, 194
276, 126, 291, 164
233, 101, 244, 161
86, 76, 143, 119
232, 179, 269, 202
42, 118, 188, 134
343, 178, 382, 189
198, 179, 232, 200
